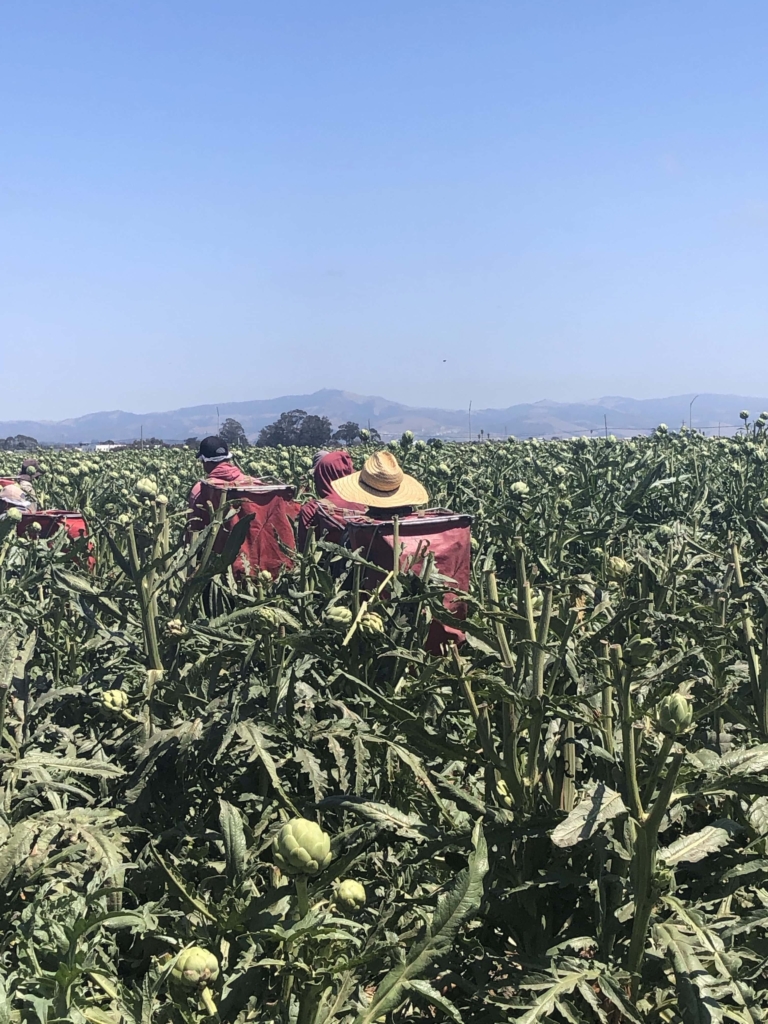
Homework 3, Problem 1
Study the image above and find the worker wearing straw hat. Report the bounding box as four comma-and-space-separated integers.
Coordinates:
333, 450, 428, 516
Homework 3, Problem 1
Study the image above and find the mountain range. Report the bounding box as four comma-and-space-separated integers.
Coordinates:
0, 389, 763, 444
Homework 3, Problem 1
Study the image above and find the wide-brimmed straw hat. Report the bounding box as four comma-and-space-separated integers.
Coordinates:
0, 484, 31, 510
333, 451, 428, 508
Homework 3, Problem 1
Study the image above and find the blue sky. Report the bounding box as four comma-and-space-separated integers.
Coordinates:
1, 1, 767, 420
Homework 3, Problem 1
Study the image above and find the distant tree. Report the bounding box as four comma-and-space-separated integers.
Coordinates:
184, 437, 198, 449
297, 415, 333, 447
257, 409, 307, 447
257, 409, 333, 448
220, 418, 248, 447
333, 421, 363, 444
1, 434, 38, 450
128, 437, 166, 448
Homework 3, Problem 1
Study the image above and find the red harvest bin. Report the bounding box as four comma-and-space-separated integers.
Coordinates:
345, 509, 472, 655
17, 510, 95, 571
194, 481, 300, 580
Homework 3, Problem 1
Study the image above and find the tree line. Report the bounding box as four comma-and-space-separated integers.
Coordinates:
198, 411, 382, 449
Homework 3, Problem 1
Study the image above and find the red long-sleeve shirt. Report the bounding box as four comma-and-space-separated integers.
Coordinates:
187, 462, 261, 532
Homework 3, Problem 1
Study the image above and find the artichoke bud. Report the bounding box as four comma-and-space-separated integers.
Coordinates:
134, 477, 158, 499
258, 569, 273, 584
326, 606, 353, 629
171, 947, 219, 990
625, 635, 657, 668
257, 607, 281, 630
165, 618, 188, 638
273, 817, 332, 875
101, 689, 129, 710
335, 878, 367, 912
657, 694, 693, 737
607, 555, 632, 580
653, 867, 676, 894
6, 508, 22, 522
360, 612, 384, 636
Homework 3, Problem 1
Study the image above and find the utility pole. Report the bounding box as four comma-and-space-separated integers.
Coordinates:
468, 401, 472, 443
140, 425, 143, 450
689, 394, 699, 432
217, 407, 220, 432
604, 415, 608, 438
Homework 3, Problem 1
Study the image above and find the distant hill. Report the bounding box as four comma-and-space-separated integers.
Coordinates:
0, 389, 763, 444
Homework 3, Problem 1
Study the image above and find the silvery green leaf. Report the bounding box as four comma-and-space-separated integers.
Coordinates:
551, 783, 627, 848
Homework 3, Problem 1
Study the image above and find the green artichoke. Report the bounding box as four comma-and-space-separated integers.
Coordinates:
134, 477, 158, 499
326, 606, 353, 629
171, 946, 219, 990
336, 878, 366, 912
625, 635, 657, 668
360, 612, 384, 636
657, 694, 693, 737
101, 689, 128, 710
273, 817, 332, 875
257, 607, 281, 629
607, 555, 632, 581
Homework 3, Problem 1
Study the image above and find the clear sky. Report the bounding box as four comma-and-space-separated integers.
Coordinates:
2, 1, 767, 421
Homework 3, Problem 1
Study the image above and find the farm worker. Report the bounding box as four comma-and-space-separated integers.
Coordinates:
333, 450, 428, 516
17, 458, 42, 510
187, 436, 260, 532
335, 451, 469, 655
297, 450, 366, 549
0, 483, 34, 516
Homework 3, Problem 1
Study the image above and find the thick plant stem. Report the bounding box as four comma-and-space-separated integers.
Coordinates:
296, 875, 310, 919
611, 645, 643, 822
485, 570, 514, 666
560, 719, 576, 812
732, 543, 768, 737
627, 749, 684, 994
0, 682, 8, 750
546, 607, 580, 697
532, 587, 553, 696
514, 540, 536, 642
642, 734, 675, 804
126, 522, 162, 672
200, 987, 218, 1017
527, 587, 553, 793
453, 646, 501, 768
601, 680, 615, 757
598, 641, 615, 757
486, 570, 526, 806
297, 983, 326, 1024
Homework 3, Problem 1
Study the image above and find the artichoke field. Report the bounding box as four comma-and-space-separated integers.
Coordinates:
2, 430, 768, 1022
